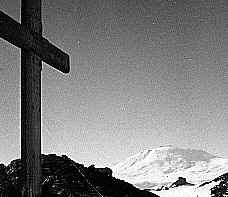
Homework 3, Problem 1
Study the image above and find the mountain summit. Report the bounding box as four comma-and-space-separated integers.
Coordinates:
113, 146, 228, 189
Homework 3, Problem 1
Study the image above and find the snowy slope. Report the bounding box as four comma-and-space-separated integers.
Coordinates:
152, 182, 219, 197
112, 146, 228, 190
152, 174, 226, 197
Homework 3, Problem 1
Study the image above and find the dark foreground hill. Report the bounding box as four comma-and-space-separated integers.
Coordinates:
0, 154, 159, 197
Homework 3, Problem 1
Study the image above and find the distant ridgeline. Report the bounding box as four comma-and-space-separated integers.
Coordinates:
0, 154, 159, 197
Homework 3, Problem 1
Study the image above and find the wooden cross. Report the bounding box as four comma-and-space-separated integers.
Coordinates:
0, 1, 70, 197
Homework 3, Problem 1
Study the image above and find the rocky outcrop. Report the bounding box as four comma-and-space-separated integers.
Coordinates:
199, 172, 228, 197
0, 154, 159, 197
170, 177, 194, 188
88, 165, 112, 177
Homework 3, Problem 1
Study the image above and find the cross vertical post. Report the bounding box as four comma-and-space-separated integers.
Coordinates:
21, 0, 42, 196
0, 1, 70, 196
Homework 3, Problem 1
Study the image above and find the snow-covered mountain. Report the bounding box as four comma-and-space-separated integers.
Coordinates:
112, 146, 228, 190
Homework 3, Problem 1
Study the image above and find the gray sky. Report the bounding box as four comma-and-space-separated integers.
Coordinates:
1, 0, 228, 167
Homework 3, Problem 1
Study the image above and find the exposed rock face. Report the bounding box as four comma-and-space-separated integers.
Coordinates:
170, 177, 194, 188
0, 154, 159, 197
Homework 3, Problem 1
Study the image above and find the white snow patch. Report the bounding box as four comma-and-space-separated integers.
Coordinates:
152, 181, 220, 197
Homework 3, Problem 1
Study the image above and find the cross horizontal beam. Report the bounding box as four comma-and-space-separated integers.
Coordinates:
0, 11, 70, 73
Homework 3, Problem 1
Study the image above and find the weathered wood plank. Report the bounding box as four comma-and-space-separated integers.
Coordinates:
0, 10, 70, 73
21, 0, 42, 197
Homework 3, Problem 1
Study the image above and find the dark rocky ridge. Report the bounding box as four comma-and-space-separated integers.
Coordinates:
150, 177, 194, 191
199, 172, 228, 197
0, 154, 159, 197
170, 177, 194, 188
